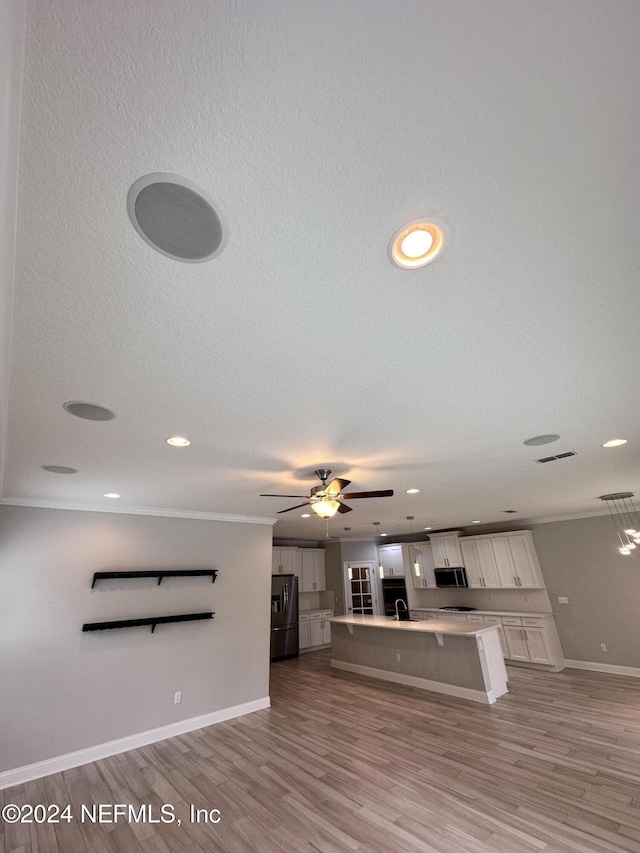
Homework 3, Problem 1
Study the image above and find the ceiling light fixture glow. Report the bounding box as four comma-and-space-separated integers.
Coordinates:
389, 219, 446, 269
166, 436, 191, 447
600, 492, 640, 556
405, 488, 420, 494
602, 438, 628, 448
301, 513, 311, 517
104, 493, 120, 499
311, 499, 340, 519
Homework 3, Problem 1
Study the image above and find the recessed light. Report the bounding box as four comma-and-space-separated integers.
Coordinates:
405, 488, 420, 494
380, 532, 388, 537
63, 401, 116, 421
42, 465, 78, 474
602, 438, 628, 448
104, 493, 120, 499
472, 520, 481, 524
166, 436, 191, 447
301, 513, 311, 517
523, 434, 560, 447
389, 219, 446, 269
424, 526, 432, 530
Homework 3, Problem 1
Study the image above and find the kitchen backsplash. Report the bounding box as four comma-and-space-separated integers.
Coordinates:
410, 586, 553, 614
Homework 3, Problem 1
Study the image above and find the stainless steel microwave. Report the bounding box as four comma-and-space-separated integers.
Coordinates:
434, 567, 468, 588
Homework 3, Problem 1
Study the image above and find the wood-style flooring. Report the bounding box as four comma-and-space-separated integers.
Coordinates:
3, 652, 640, 852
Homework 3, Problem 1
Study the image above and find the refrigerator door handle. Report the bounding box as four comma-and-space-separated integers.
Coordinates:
271, 625, 295, 632
283, 583, 289, 608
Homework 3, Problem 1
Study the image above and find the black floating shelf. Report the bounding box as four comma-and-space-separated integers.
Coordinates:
91, 569, 218, 589
82, 612, 215, 634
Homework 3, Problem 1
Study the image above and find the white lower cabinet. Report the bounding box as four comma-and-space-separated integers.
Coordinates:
299, 613, 311, 650
408, 609, 563, 669
299, 610, 333, 652
502, 616, 558, 665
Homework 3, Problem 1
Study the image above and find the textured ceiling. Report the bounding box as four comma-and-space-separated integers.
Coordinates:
3, 0, 640, 541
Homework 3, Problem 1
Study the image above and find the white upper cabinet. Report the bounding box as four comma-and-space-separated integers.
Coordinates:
404, 542, 436, 588
460, 539, 501, 589
300, 549, 326, 592
272, 547, 300, 576
460, 531, 544, 589
429, 532, 464, 568
378, 544, 405, 577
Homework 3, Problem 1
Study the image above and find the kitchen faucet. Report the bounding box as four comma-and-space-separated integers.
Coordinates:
394, 599, 408, 621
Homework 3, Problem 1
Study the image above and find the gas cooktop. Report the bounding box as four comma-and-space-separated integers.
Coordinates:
439, 606, 477, 612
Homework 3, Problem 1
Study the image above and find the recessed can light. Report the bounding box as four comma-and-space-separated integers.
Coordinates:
389, 219, 446, 269
301, 513, 311, 517
523, 434, 560, 447
472, 520, 481, 524
166, 436, 191, 447
380, 532, 388, 537
405, 488, 420, 494
104, 493, 120, 499
424, 526, 432, 530
602, 438, 628, 448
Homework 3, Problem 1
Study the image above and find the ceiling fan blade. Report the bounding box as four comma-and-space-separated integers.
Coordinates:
277, 502, 312, 514
260, 494, 309, 498
325, 478, 351, 495
342, 490, 394, 499
337, 502, 353, 513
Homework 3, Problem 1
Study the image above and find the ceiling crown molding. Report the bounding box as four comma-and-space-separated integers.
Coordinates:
0, 496, 277, 525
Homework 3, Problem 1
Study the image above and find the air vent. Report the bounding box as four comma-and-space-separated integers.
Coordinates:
534, 451, 578, 463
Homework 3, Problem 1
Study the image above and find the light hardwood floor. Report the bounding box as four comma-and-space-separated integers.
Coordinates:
3, 652, 640, 852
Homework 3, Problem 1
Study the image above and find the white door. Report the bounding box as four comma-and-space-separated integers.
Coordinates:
343, 562, 377, 616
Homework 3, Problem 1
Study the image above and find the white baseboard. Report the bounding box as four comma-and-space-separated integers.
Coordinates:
0, 696, 270, 791
331, 659, 496, 704
564, 660, 640, 678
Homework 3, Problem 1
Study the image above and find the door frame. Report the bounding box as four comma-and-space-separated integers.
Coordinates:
342, 561, 381, 616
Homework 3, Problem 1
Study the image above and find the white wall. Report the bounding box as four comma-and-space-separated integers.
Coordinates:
0, 504, 273, 774
0, 0, 26, 489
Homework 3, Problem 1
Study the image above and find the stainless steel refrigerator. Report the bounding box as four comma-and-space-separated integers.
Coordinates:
270, 574, 299, 662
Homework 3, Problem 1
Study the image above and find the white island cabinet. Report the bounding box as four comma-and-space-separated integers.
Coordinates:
330, 615, 508, 705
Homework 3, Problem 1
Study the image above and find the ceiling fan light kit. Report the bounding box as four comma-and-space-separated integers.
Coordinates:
260, 469, 393, 522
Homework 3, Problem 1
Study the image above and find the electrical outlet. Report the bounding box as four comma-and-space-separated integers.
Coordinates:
558, 596, 569, 604
396, 653, 401, 662
174, 691, 182, 704
600, 644, 608, 653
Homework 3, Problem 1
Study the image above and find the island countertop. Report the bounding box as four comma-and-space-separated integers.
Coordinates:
329, 614, 508, 704
329, 614, 500, 637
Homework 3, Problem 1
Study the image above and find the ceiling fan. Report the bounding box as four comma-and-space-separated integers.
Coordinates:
260, 469, 394, 519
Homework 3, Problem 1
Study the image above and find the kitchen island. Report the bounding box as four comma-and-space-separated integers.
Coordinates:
329, 615, 508, 704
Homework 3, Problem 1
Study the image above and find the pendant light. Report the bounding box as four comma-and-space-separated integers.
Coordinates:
600, 493, 640, 555
373, 523, 384, 577
407, 516, 420, 576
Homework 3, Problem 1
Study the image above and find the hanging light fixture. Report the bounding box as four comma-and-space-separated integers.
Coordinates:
600, 492, 640, 555
311, 498, 340, 519
373, 523, 385, 577
406, 516, 421, 576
